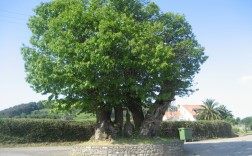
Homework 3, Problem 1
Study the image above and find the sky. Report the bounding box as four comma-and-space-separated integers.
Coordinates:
0, 0, 252, 118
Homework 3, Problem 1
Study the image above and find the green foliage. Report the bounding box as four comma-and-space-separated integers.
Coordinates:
0, 102, 96, 120
217, 105, 233, 119
0, 102, 44, 118
21, 108, 64, 119
241, 116, 252, 125
22, 0, 207, 113
0, 102, 73, 120
73, 113, 96, 122
0, 118, 94, 144
0, 118, 232, 144
231, 124, 247, 135
224, 116, 239, 125
235, 117, 241, 123
241, 116, 252, 128
196, 99, 234, 122
196, 99, 221, 120
161, 120, 233, 140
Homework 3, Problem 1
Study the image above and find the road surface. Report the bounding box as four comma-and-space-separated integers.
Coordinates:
0, 146, 71, 156
184, 135, 252, 156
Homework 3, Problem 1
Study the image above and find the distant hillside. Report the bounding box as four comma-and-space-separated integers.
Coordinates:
0, 102, 44, 118
0, 101, 95, 121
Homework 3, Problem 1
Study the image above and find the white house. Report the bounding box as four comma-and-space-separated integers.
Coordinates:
163, 105, 202, 121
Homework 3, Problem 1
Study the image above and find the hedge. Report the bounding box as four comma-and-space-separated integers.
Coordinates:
0, 118, 233, 143
161, 120, 233, 140
0, 118, 95, 143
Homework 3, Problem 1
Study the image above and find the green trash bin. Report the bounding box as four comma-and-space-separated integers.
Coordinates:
178, 127, 192, 141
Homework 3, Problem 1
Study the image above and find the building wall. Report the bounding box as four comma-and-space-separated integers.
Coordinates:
179, 106, 196, 121
163, 105, 197, 121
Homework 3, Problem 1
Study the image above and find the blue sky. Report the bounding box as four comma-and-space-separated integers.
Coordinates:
0, 0, 252, 118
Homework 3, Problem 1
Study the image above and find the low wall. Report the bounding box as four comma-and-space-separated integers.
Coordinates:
71, 140, 183, 156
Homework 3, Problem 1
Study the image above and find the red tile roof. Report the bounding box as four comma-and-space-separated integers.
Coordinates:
182, 105, 202, 117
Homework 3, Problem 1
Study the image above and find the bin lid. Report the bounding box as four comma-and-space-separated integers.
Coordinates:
178, 127, 185, 130
178, 127, 192, 130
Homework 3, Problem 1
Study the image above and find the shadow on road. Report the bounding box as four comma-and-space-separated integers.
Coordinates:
184, 141, 252, 156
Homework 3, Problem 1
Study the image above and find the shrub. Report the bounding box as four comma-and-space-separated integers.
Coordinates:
0, 118, 233, 144
232, 125, 246, 135
160, 120, 233, 140
0, 118, 95, 143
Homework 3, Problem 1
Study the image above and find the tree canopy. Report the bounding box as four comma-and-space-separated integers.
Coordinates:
217, 104, 233, 119
22, 0, 207, 137
196, 99, 234, 121
22, 0, 206, 112
196, 99, 221, 120
241, 116, 252, 127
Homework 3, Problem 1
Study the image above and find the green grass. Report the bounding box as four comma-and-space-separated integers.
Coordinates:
73, 113, 96, 122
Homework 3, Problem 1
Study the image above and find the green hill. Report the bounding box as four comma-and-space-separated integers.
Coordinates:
0, 102, 44, 118
0, 102, 95, 121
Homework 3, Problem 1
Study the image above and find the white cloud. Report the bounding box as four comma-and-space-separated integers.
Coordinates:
240, 75, 252, 84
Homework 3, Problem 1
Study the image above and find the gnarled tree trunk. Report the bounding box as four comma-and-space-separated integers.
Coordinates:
140, 88, 175, 137
123, 109, 134, 137
93, 107, 117, 141
126, 95, 144, 131
140, 100, 171, 137
114, 106, 124, 135
140, 81, 176, 137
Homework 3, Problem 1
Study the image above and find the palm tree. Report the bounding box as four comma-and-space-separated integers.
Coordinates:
196, 99, 221, 120
217, 105, 233, 119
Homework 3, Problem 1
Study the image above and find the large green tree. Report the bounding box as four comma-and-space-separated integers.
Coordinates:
241, 116, 252, 129
22, 0, 207, 139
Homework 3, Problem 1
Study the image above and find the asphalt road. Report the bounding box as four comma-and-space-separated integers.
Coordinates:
0, 146, 71, 156
184, 135, 252, 156
1, 135, 252, 156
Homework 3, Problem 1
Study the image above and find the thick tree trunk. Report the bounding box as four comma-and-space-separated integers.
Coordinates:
114, 106, 124, 134
140, 100, 171, 137
93, 108, 117, 141
140, 80, 176, 137
127, 97, 144, 131
96, 108, 111, 123
123, 110, 134, 137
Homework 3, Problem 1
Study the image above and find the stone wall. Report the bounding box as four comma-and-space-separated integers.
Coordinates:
71, 140, 183, 156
